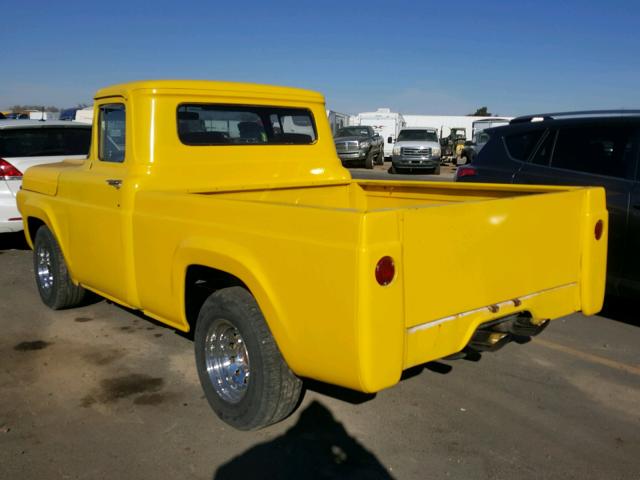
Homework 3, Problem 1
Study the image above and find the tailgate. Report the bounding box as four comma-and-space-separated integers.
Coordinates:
402, 188, 604, 328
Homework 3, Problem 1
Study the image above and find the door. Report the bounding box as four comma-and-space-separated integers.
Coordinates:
62, 102, 129, 301
514, 122, 638, 286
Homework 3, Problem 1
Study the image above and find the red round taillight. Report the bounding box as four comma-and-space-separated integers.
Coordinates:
375, 256, 395, 286
594, 219, 604, 240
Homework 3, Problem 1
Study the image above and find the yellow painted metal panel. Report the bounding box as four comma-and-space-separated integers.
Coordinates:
402, 190, 585, 327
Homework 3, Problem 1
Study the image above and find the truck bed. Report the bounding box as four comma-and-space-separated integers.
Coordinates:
209, 178, 604, 318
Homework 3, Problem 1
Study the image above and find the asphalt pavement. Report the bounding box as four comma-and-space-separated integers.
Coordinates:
0, 182, 639, 480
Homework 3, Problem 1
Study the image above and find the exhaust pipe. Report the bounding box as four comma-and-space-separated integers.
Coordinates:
467, 313, 549, 352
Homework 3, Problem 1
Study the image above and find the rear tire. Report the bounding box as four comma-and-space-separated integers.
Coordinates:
194, 287, 302, 430
33, 225, 85, 310
433, 165, 441, 175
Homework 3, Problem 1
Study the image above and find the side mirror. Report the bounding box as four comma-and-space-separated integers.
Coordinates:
373, 133, 380, 139
387, 136, 393, 144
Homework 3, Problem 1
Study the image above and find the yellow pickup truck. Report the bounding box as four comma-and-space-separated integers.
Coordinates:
17, 80, 608, 430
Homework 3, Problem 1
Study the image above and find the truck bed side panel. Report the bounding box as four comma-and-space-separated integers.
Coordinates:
132, 191, 366, 389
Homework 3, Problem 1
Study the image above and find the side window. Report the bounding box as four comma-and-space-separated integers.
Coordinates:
504, 129, 544, 161
552, 124, 635, 178
531, 131, 557, 166
99, 104, 126, 163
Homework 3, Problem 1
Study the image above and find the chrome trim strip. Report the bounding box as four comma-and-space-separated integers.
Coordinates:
406, 283, 577, 334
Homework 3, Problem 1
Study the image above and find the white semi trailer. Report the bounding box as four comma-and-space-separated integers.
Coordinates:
326, 110, 351, 135
403, 115, 512, 141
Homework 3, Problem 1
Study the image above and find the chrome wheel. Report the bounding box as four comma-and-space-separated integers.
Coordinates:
205, 319, 250, 404
36, 245, 54, 292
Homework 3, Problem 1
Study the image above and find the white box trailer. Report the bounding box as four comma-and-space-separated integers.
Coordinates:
403, 115, 512, 141
354, 108, 406, 158
326, 110, 351, 135
28, 111, 49, 120
74, 106, 94, 124
472, 118, 511, 135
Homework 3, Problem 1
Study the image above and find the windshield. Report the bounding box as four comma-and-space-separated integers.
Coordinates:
335, 127, 370, 137
397, 130, 438, 142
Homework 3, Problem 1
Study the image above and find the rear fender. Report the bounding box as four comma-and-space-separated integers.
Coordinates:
171, 237, 299, 371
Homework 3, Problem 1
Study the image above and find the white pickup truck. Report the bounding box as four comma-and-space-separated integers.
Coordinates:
390, 128, 442, 174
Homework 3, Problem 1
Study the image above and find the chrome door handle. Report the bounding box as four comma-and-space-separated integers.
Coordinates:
106, 179, 122, 189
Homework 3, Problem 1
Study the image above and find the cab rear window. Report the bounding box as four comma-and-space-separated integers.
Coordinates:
0, 127, 91, 157
177, 104, 317, 145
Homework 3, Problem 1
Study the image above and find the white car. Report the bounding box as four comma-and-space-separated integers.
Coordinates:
0, 120, 91, 233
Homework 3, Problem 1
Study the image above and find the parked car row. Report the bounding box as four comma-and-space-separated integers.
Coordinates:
456, 110, 640, 298
334, 126, 443, 174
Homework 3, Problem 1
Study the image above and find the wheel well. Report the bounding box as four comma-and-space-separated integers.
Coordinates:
27, 217, 45, 244
184, 265, 247, 332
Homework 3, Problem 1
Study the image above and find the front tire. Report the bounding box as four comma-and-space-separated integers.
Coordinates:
375, 148, 385, 165
364, 150, 375, 169
33, 225, 85, 310
194, 287, 302, 430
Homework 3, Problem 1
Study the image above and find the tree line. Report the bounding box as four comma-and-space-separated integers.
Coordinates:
8, 103, 89, 113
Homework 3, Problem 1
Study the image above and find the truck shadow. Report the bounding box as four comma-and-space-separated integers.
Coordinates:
401, 360, 454, 381
213, 400, 394, 480
0, 232, 29, 251
302, 360, 454, 406
302, 380, 376, 405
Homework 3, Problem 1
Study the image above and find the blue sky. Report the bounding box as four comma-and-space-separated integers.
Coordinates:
2, 0, 639, 115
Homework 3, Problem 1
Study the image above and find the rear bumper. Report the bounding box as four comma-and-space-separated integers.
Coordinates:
402, 282, 579, 369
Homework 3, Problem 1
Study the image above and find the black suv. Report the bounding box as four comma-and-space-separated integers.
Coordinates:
455, 110, 640, 298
